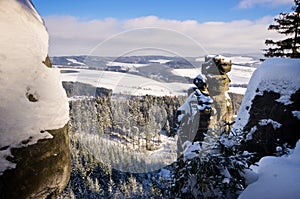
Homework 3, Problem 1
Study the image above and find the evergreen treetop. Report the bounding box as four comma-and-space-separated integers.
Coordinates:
264, 0, 300, 58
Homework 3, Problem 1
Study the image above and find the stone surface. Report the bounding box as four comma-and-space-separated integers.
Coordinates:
0, 124, 71, 199
202, 55, 234, 132
240, 89, 300, 159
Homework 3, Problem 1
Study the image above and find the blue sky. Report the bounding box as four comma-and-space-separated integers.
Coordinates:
30, 0, 295, 56
32, 0, 292, 22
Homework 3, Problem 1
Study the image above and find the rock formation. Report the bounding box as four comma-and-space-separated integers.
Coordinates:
0, 125, 71, 199
202, 55, 234, 133
0, 1, 70, 198
234, 58, 300, 160
176, 75, 213, 155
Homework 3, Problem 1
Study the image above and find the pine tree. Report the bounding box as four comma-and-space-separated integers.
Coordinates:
264, 0, 300, 58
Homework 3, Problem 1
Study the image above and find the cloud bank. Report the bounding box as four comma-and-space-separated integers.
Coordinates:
44, 15, 283, 57
236, 0, 293, 9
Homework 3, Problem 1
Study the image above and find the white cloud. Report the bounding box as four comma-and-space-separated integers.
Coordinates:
237, 0, 293, 9
43, 15, 283, 57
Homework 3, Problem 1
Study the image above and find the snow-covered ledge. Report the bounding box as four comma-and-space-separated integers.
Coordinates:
0, 0, 69, 174
234, 58, 300, 130
0, 1, 70, 198
233, 58, 300, 198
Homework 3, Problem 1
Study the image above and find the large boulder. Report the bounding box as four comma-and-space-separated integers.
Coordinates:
0, 1, 70, 198
234, 58, 300, 159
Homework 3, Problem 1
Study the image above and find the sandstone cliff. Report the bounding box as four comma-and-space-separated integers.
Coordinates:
0, 1, 70, 198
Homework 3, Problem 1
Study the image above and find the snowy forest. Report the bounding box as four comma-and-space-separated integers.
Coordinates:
57, 85, 250, 198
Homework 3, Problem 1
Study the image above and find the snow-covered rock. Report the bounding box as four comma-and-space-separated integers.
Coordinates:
234, 58, 300, 158
0, 1, 70, 198
239, 139, 300, 199
176, 76, 213, 156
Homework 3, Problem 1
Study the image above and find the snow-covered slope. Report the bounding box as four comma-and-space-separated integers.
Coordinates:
60, 68, 191, 96
66, 58, 86, 66
239, 139, 300, 199
0, 0, 69, 174
234, 58, 300, 130
106, 61, 148, 68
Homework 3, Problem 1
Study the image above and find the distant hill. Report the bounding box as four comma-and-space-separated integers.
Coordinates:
50, 55, 199, 69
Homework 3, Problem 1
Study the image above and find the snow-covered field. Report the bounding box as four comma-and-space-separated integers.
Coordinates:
59, 55, 259, 96
196, 55, 260, 66
149, 59, 171, 64
60, 68, 191, 96
106, 61, 148, 68
171, 68, 201, 79
227, 56, 259, 65
171, 65, 255, 85
66, 58, 85, 66
60, 59, 257, 96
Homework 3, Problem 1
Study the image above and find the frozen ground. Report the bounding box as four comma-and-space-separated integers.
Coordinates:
106, 61, 149, 68
59, 55, 259, 96
60, 68, 191, 96
60, 61, 256, 96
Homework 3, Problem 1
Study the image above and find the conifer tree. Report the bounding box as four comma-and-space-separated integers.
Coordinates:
264, 0, 300, 58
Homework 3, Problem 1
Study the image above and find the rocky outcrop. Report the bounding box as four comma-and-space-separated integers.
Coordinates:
228, 92, 244, 116
234, 58, 300, 160
202, 55, 234, 132
0, 1, 71, 198
176, 75, 213, 156
239, 89, 300, 159
0, 125, 71, 199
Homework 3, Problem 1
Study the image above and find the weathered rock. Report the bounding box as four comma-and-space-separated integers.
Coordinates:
240, 89, 300, 159
228, 92, 244, 116
202, 55, 234, 132
176, 75, 213, 156
0, 124, 71, 199
0, 1, 71, 198
43, 55, 53, 68
234, 58, 300, 160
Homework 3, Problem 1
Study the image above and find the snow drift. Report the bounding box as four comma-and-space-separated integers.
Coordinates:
239, 139, 300, 199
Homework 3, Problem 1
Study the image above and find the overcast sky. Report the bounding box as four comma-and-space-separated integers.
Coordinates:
31, 0, 294, 57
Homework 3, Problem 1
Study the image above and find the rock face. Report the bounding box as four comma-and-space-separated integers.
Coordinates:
240, 89, 300, 158
0, 1, 70, 198
202, 55, 234, 132
176, 75, 213, 155
234, 58, 300, 159
0, 125, 71, 199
